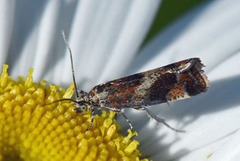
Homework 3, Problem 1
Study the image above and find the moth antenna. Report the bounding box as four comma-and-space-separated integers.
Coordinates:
61, 30, 79, 99
45, 98, 78, 106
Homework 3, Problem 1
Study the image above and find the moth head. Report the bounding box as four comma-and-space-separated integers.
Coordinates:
74, 101, 90, 113
74, 91, 91, 113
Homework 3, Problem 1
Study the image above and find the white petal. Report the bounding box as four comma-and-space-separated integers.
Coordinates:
62, 0, 162, 90
135, 51, 240, 161
179, 129, 240, 161
11, 0, 61, 80
2, 1, 161, 91
128, 0, 240, 74
0, 0, 15, 66
32, 0, 61, 81
175, 50, 240, 161
207, 130, 240, 161
124, 0, 240, 160
97, 0, 161, 84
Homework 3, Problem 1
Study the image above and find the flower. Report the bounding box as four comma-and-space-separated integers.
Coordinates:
0, 64, 148, 161
1, 0, 240, 161
128, 1, 240, 160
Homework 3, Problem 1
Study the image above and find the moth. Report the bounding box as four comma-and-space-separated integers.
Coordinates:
59, 32, 210, 132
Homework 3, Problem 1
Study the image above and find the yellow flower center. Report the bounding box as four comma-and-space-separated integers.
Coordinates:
0, 64, 148, 161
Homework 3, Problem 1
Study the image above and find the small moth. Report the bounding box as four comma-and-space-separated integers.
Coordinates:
60, 31, 210, 132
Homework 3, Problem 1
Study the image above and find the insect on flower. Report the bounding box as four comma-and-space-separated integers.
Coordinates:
57, 31, 210, 132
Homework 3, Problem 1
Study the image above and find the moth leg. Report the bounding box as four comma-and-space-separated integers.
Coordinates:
100, 105, 121, 112
121, 112, 133, 130
87, 108, 96, 130
100, 106, 133, 130
133, 106, 152, 119
142, 107, 185, 132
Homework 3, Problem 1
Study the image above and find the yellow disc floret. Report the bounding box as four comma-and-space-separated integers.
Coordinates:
0, 65, 148, 161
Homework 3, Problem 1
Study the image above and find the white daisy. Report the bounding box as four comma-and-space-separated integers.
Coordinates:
1, 0, 240, 160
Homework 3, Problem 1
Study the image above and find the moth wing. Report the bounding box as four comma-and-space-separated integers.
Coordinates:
89, 58, 209, 109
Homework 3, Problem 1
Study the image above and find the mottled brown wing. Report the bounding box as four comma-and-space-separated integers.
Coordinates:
89, 58, 209, 110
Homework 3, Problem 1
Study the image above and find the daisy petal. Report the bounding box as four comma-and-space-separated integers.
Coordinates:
129, 0, 240, 74
60, 0, 162, 90
0, 1, 15, 66
207, 130, 240, 161
125, 1, 240, 160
